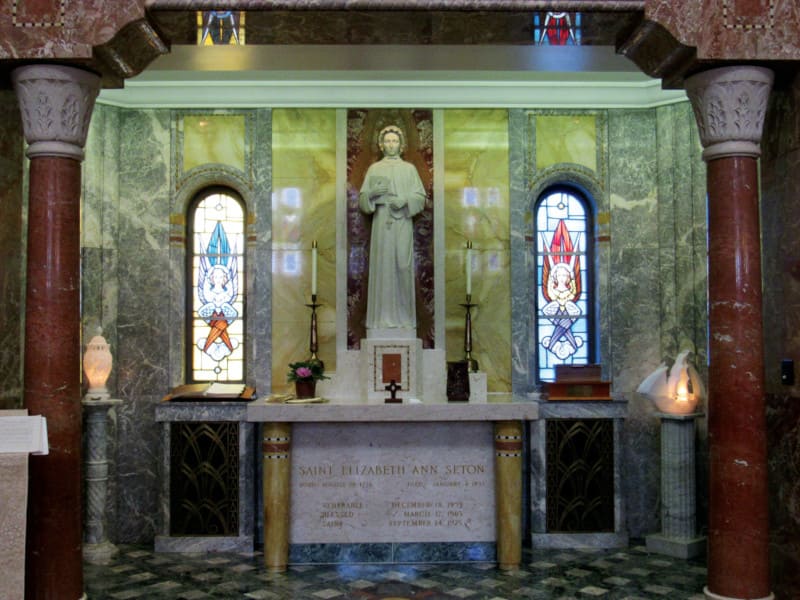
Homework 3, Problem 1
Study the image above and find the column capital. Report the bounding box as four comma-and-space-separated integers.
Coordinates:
685, 66, 774, 162
11, 64, 101, 161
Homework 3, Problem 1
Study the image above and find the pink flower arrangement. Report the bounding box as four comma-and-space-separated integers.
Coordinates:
287, 360, 328, 383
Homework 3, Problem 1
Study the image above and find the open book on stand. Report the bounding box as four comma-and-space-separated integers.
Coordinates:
164, 383, 254, 401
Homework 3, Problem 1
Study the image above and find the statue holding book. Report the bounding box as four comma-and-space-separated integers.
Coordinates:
359, 125, 426, 333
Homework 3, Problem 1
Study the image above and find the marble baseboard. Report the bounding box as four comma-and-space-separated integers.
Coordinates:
288, 542, 496, 564
392, 542, 495, 563
155, 535, 254, 553
531, 532, 629, 549
646, 532, 706, 559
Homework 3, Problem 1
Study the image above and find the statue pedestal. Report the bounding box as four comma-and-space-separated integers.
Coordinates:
318, 343, 446, 404
362, 337, 424, 403
645, 412, 706, 559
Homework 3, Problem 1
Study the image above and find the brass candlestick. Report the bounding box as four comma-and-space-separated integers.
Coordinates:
460, 293, 479, 372
305, 294, 323, 368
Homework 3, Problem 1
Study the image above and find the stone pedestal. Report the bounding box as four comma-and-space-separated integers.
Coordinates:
82, 396, 122, 565
646, 412, 706, 559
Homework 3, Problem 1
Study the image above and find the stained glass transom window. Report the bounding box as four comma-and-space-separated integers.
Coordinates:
535, 187, 593, 382
197, 11, 246, 45
533, 12, 581, 46
189, 190, 245, 382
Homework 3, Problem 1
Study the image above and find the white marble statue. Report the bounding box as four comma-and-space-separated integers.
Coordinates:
359, 125, 426, 333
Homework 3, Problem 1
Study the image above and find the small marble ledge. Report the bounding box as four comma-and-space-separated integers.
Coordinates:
155, 401, 251, 422
536, 399, 628, 419
246, 401, 539, 423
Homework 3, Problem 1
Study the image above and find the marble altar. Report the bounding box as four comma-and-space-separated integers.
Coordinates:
247, 401, 537, 571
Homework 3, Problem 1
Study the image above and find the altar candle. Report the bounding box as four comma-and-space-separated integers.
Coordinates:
311, 240, 318, 296
465, 240, 472, 295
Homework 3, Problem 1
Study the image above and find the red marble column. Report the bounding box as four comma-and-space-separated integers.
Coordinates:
12, 65, 100, 600
686, 67, 774, 600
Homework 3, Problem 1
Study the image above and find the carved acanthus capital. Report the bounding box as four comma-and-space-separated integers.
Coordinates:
11, 65, 101, 161
685, 66, 774, 162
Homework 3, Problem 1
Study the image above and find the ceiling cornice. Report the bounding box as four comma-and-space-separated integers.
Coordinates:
98, 44, 686, 109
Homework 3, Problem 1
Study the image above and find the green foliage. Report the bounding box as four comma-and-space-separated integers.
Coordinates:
287, 359, 328, 382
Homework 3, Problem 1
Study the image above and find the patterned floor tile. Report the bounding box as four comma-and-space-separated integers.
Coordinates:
565, 568, 592, 578
578, 586, 609, 596
311, 589, 344, 599
84, 542, 709, 599
643, 584, 678, 595
177, 591, 212, 599
447, 587, 477, 597
243, 591, 280, 600
602, 575, 631, 586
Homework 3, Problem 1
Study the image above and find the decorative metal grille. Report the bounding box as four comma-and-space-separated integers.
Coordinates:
170, 422, 239, 536
545, 419, 614, 532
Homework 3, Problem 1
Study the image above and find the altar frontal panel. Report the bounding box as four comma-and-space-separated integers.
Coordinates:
290, 422, 495, 543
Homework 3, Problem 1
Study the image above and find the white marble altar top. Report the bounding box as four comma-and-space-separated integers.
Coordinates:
246, 400, 538, 422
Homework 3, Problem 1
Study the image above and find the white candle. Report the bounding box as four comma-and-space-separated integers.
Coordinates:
465, 241, 472, 296
311, 240, 318, 296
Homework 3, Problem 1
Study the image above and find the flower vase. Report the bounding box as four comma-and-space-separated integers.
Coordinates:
295, 380, 316, 399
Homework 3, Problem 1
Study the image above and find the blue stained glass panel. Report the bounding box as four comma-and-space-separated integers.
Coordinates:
190, 191, 246, 382
535, 188, 593, 382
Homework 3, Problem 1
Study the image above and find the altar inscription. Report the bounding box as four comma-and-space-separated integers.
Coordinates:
290, 422, 495, 543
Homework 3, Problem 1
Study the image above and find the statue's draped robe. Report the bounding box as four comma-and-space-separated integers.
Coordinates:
359, 157, 426, 330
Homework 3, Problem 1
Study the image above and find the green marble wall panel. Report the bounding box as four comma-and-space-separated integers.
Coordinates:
271, 108, 337, 393
507, 109, 533, 395
249, 109, 274, 396
607, 109, 662, 540
81, 102, 123, 543
511, 103, 706, 539
0, 91, 24, 409
443, 109, 510, 392
83, 105, 273, 544
655, 102, 708, 368
183, 115, 246, 173
608, 110, 661, 388
82, 104, 121, 353
535, 114, 597, 172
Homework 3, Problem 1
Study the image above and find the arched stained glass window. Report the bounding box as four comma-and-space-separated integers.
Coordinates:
197, 11, 246, 45
533, 12, 582, 46
535, 187, 594, 382
189, 189, 246, 382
